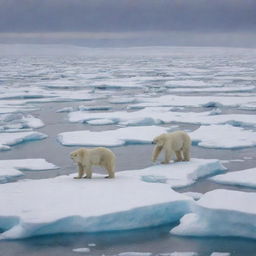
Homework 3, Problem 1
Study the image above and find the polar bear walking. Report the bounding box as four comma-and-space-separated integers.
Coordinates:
70, 147, 116, 179
152, 131, 191, 164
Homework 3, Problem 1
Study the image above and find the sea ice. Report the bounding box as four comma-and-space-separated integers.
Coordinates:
0, 158, 59, 184
132, 95, 256, 109
57, 126, 170, 146
72, 248, 90, 253
68, 108, 256, 127
170, 189, 256, 239
210, 253, 230, 256
0, 131, 47, 151
122, 158, 226, 188
190, 124, 256, 149
0, 169, 193, 239
209, 168, 256, 188
118, 253, 152, 256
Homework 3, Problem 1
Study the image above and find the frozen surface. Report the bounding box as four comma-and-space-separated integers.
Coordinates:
57, 126, 170, 146
72, 248, 90, 253
210, 168, 256, 188
0, 113, 44, 131
132, 95, 256, 109
0, 169, 193, 239
118, 253, 152, 256
171, 189, 256, 239
68, 108, 256, 127
0, 159, 59, 184
210, 253, 230, 256
0, 131, 47, 151
190, 124, 256, 149
122, 158, 226, 188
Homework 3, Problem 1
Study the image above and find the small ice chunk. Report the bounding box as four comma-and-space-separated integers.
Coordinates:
118, 253, 152, 256
210, 253, 230, 256
72, 248, 90, 253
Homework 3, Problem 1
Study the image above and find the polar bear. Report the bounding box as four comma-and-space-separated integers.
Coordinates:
152, 131, 191, 164
70, 147, 116, 179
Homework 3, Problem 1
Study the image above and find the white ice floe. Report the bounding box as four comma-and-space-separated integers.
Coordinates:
0, 131, 47, 151
210, 253, 230, 256
169, 253, 198, 256
0, 171, 193, 239
209, 168, 256, 188
190, 124, 256, 149
0, 159, 59, 184
132, 95, 256, 109
118, 253, 152, 256
170, 189, 256, 240
0, 158, 224, 239
72, 248, 90, 253
0, 113, 44, 131
68, 107, 256, 127
122, 158, 226, 189
57, 126, 170, 147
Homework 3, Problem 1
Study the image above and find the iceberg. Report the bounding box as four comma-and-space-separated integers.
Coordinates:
209, 168, 256, 188
190, 124, 256, 149
170, 189, 256, 240
0, 158, 59, 184
57, 126, 170, 146
0, 131, 47, 151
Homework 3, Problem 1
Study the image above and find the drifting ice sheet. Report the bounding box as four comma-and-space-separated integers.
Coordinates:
0, 158, 225, 239
0, 131, 47, 151
0, 158, 59, 184
209, 168, 256, 188
170, 189, 256, 239
57, 126, 170, 146
190, 124, 256, 149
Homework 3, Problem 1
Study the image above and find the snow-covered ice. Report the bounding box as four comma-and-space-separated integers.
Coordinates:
0, 131, 47, 151
209, 168, 256, 188
72, 247, 90, 253
122, 158, 226, 188
170, 189, 256, 239
118, 252, 152, 256
57, 126, 170, 146
68, 108, 256, 127
0, 158, 225, 239
210, 253, 230, 256
0, 159, 59, 184
190, 124, 256, 149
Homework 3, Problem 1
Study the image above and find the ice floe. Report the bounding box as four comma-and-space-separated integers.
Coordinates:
0, 171, 192, 239
122, 158, 226, 189
68, 108, 256, 127
0, 159, 59, 184
190, 124, 256, 149
170, 189, 256, 239
72, 248, 90, 253
0, 158, 226, 239
0, 113, 44, 131
209, 168, 256, 188
57, 126, 170, 147
132, 95, 256, 109
0, 131, 47, 151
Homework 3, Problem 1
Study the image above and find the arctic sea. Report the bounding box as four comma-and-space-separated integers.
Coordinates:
0, 45, 256, 256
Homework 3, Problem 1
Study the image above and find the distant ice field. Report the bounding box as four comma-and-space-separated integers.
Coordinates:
0, 45, 256, 255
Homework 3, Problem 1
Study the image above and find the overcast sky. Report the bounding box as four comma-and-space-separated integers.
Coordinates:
0, 0, 256, 46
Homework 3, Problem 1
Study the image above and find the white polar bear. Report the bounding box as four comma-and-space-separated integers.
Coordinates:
70, 147, 116, 179
152, 131, 191, 164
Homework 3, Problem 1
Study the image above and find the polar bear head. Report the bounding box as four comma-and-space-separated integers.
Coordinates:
152, 133, 167, 146
70, 148, 85, 163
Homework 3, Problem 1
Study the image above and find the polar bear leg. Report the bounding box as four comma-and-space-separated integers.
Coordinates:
105, 161, 115, 178
183, 147, 190, 161
152, 145, 163, 162
162, 148, 172, 164
84, 166, 92, 178
175, 151, 183, 162
74, 163, 84, 179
